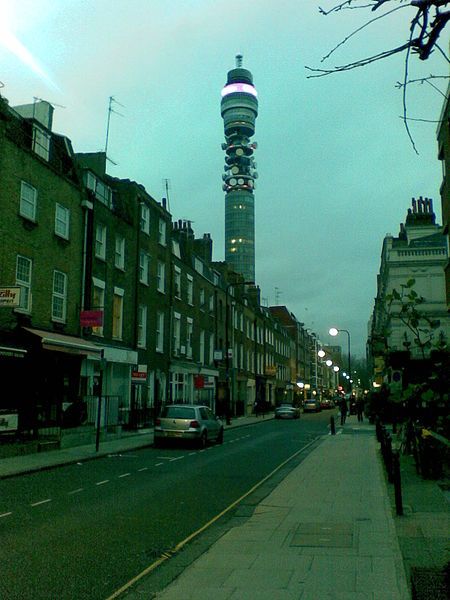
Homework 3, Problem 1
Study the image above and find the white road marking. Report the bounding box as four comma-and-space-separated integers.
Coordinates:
155, 463, 164, 466
118, 473, 131, 478
138, 467, 148, 472
188, 452, 196, 456
30, 499, 51, 507
96, 480, 109, 486
169, 456, 184, 462
0, 512, 12, 518
68, 488, 84, 495
156, 456, 173, 460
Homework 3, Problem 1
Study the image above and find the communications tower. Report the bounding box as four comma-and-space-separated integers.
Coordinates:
221, 55, 258, 282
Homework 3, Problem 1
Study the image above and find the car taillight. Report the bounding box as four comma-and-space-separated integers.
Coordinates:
189, 420, 200, 428
155, 418, 161, 426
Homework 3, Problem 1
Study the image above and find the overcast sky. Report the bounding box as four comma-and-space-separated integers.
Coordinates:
1, 0, 448, 357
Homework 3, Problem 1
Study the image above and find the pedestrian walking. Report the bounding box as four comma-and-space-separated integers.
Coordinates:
339, 397, 348, 426
356, 398, 364, 422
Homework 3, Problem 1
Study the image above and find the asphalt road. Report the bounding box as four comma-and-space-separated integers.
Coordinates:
0, 411, 331, 600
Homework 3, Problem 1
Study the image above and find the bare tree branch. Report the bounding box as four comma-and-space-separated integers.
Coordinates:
402, 18, 420, 154
306, 43, 411, 77
307, 1, 449, 149
395, 74, 450, 97
309, 1, 450, 73
320, 4, 409, 62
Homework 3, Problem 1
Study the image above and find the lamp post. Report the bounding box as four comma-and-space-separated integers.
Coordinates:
225, 281, 252, 424
329, 327, 351, 390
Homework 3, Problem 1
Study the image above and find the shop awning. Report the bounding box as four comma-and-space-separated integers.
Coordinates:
24, 327, 103, 357
0, 345, 27, 358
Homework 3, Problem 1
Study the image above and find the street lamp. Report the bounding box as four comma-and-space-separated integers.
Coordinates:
225, 281, 253, 424
329, 327, 351, 390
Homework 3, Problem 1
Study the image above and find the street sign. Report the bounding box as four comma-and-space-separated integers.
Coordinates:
0, 287, 20, 307
132, 364, 147, 383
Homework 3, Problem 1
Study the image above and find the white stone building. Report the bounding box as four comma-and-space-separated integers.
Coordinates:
369, 198, 450, 366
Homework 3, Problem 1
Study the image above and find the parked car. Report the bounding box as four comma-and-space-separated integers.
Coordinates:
303, 398, 322, 413
275, 404, 301, 419
320, 398, 334, 410
154, 404, 223, 448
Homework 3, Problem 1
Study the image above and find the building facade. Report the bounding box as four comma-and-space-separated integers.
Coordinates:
368, 198, 450, 386
0, 93, 328, 451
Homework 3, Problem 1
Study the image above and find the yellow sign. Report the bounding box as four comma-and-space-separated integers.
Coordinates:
0, 287, 20, 307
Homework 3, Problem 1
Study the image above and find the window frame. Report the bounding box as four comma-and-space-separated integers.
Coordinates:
95, 223, 107, 260
139, 251, 150, 285
55, 203, 70, 240
187, 275, 193, 305
158, 219, 167, 246
156, 311, 165, 353
112, 287, 124, 340
92, 277, 105, 336
32, 125, 50, 161
140, 204, 150, 235
52, 270, 67, 323
157, 261, 166, 293
20, 181, 37, 222
115, 235, 125, 270
137, 304, 147, 349
15, 254, 32, 313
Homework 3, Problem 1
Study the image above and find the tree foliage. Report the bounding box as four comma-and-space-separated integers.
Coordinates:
385, 278, 442, 357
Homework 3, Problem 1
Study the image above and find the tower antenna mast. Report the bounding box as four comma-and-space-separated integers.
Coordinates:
105, 96, 125, 158
220, 55, 259, 283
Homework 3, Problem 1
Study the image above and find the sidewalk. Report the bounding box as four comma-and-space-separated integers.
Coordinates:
0, 413, 273, 479
124, 418, 410, 600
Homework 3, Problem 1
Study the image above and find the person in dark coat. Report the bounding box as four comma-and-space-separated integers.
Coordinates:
339, 397, 348, 425
356, 398, 364, 422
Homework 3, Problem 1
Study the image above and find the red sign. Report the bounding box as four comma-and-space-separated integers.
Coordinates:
80, 310, 103, 327
194, 375, 205, 389
132, 371, 147, 379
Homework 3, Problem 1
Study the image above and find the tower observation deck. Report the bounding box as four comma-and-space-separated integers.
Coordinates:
221, 55, 258, 283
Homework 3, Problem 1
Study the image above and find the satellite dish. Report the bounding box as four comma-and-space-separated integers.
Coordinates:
230, 178, 237, 186
236, 148, 244, 156
238, 178, 244, 185
231, 166, 239, 174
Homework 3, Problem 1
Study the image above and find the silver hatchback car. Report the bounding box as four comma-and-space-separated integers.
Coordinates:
154, 404, 224, 448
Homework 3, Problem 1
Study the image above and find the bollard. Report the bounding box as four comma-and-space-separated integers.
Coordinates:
375, 417, 382, 442
386, 434, 394, 483
392, 450, 403, 515
330, 416, 336, 435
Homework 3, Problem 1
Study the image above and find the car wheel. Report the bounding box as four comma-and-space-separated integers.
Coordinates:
216, 428, 224, 444
198, 431, 207, 449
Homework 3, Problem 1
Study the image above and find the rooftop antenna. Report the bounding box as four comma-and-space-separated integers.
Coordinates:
105, 95, 125, 159
235, 54, 243, 67
262, 296, 268, 307
275, 287, 282, 304
33, 96, 66, 109
162, 178, 171, 213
